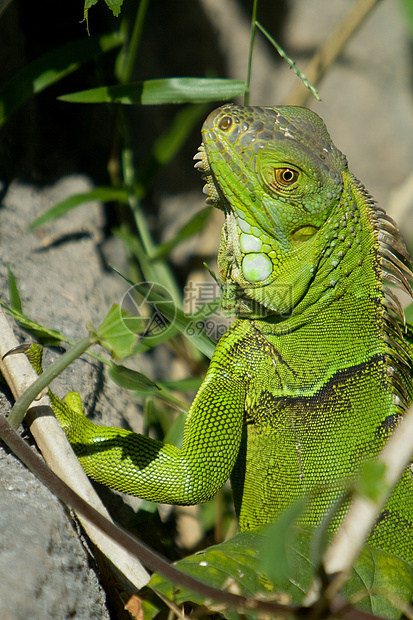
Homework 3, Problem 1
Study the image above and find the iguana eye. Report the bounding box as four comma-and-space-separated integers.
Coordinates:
273, 167, 299, 187
218, 116, 233, 131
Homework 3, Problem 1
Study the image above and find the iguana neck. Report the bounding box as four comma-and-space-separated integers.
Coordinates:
219, 170, 411, 335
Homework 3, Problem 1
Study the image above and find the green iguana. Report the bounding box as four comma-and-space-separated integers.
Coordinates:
47, 105, 413, 561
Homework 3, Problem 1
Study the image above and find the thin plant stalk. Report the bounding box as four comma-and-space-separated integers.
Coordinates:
118, 0, 150, 84
285, 0, 381, 106
244, 0, 258, 106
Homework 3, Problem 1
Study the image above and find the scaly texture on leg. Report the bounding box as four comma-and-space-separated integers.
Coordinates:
49, 374, 245, 505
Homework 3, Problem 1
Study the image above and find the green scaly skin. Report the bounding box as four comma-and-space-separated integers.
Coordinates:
46, 105, 413, 561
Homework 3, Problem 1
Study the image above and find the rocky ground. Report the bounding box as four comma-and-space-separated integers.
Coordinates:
0, 0, 412, 618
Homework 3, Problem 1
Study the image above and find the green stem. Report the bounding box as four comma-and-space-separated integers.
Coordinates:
244, 0, 258, 106
118, 0, 150, 84
122, 148, 183, 307
8, 336, 93, 430
256, 21, 320, 102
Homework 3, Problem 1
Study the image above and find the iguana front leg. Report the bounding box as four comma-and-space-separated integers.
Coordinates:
48, 364, 246, 505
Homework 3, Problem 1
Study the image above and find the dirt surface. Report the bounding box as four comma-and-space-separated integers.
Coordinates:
0, 0, 412, 618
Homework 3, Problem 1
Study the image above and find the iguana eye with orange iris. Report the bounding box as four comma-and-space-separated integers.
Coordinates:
273, 167, 299, 187
218, 116, 233, 131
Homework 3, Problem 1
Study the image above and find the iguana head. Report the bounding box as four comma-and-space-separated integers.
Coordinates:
195, 104, 412, 322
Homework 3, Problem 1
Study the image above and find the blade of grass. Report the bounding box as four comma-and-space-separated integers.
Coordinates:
7, 267, 22, 313
152, 103, 209, 167
151, 207, 212, 261
1, 302, 66, 347
126, 103, 209, 313
115, 0, 150, 83
285, 0, 380, 106
244, 0, 258, 106
29, 186, 129, 230
113, 228, 171, 292
0, 31, 124, 127
134, 103, 209, 197
58, 77, 246, 105
255, 21, 320, 102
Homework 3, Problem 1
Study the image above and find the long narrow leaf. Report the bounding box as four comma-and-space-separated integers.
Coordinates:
134, 102, 209, 197
151, 207, 212, 260
0, 31, 124, 127
29, 187, 129, 230
152, 103, 209, 165
108, 362, 160, 393
58, 77, 246, 105
255, 21, 320, 101
7, 267, 22, 314
0, 303, 65, 346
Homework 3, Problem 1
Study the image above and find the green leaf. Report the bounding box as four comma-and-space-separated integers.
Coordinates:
0, 303, 64, 347
29, 187, 129, 230
162, 411, 186, 449
134, 103, 209, 198
259, 499, 306, 585
113, 230, 171, 299
357, 461, 388, 502
135, 103, 208, 192
104, 0, 124, 17
255, 21, 320, 101
149, 526, 313, 620
152, 103, 209, 165
151, 207, 213, 260
95, 303, 142, 359
58, 77, 246, 105
158, 376, 203, 392
345, 546, 413, 619
7, 267, 22, 314
0, 31, 124, 128
108, 361, 160, 393
149, 525, 413, 620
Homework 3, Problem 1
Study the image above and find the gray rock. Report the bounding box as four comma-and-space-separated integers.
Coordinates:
0, 448, 109, 620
